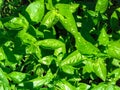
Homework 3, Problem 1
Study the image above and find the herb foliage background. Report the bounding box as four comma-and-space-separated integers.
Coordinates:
0, 0, 120, 89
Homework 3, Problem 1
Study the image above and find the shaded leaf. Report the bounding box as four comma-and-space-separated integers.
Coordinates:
110, 10, 120, 31
19, 70, 53, 89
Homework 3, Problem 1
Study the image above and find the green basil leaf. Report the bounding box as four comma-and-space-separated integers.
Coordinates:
0, 21, 4, 29
54, 47, 66, 64
107, 40, 120, 59
41, 10, 59, 28
70, 4, 79, 13
60, 50, 85, 66
0, 47, 5, 60
3, 46, 18, 69
9, 72, 26, 83
0, 0, 3, 8
98, 25, 109, 46
4, 14, 28, 30
93, 58, 107, 81
36, 39, 65, 50
39, 55, 54, 65
112, 58, 120, 67
91, 82, 106, 90
114, 85, 120, 90
108, 68, 120, 84
19, 70, 53, 89
83, 59, 94, 74
110, 10, 120, 31
0, 68, 9, 90
46, 0, 54, 10
17, 31, 37, 44
105, 84, 115, 90
26, 0, 44, 23
75, 33, 100, 55
61, 65, 74, 75
56, 80, 76, 90
95, 0, 108, 13
56, 4, 78, 36
76, 83, 90, 90
26, 44, 42, 59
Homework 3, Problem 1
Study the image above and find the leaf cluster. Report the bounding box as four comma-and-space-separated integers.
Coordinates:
0, 0, 120, 89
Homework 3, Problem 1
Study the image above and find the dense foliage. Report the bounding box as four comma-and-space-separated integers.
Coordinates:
0, 0, 120, 89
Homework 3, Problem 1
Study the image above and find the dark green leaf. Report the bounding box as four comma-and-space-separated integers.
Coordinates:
0, 21, 4, 29
110, 10, 120, 31
19, 70, 53, 89
3, 46, 18, 69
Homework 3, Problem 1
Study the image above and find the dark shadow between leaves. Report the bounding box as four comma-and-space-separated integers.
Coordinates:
80, 12, 97, 44
3, 46, 18, 64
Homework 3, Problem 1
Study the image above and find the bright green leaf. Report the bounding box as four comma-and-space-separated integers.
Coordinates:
36, 39, 65, 50
0, 47, 5, 60
107, 40, 120, 59
56, 80, 76, 90
98, 25, 109, 46
95, 0, 108, 13
60, 50, 85, 66
26, 0, 44, 23
75, 33, 100, 55
0, 68, 9, 90
41, 10, 59, 28
93, 58, 107, 81
76, 83, 90, 90
62, 65, 74, 75
9, 72, 26, 83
